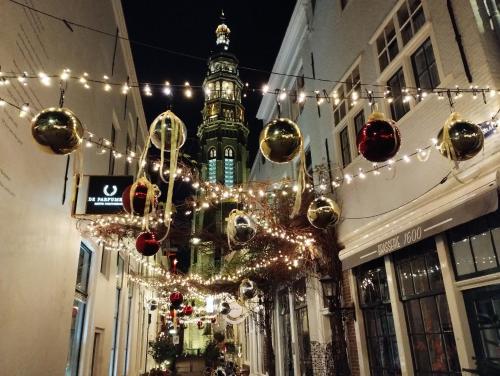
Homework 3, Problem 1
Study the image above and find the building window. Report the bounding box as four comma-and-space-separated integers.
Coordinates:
66, 243, 92, 376
398, 0, 425, 46
208, 148, 217, 183
333, 66, 360, 126
447, 209, 500, 280
394, 240, 461, 375
224, 147, 235, 187
293, 279, 313, 376
109, 255, 124, 376
354, 110, 365, 150
377, 0, 425, 73
388, 68, 410, 121
377, 21, 399, 72
356, 260, 401, 375
340, 126, 351, 167
411, 38, 439, 90
278, 289, 294, 376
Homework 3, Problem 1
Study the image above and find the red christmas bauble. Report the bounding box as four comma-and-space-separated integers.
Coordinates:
182, 305, 193, 316
357, 117, 401, 163
170, 291, 184, 306
122, 183, 157, 216
135, 232, 160, 256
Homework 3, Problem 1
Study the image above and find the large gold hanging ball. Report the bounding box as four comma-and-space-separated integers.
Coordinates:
239, 278, 257, 300
307, 196, 341, 229
150, 111, 187, 151
259, 118, 302, 163
437, 119, 484, 161
31, 107, 84, 155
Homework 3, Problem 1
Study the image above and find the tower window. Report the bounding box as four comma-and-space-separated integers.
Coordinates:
224, 147, 235, 187
208, 148, 217, 183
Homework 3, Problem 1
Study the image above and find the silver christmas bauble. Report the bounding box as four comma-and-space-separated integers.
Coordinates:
219, 302, 231, 315
150, 110, 187, 151
228, 212, 257, 245
307, 197, 341, 229
239, 278, 257, 300
31, 107, 84, 155
437, 119, 484, 161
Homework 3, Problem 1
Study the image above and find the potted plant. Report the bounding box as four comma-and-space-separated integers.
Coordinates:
148, 334, 177, 374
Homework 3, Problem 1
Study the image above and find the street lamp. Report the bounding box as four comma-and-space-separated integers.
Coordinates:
319, 275, 356, 321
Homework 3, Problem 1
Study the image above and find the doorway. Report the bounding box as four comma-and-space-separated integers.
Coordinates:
91, 329, 104, 376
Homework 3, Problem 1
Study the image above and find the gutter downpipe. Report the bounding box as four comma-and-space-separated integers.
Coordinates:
447, 0, 474, 83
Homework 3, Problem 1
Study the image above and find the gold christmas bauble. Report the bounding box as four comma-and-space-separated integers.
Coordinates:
31, 107, 84, 155
227, 211, 257, 245
150, 110, 187, 151
307, 197, 341, 229
259, 118, 302, 163
437, 118, 484, 161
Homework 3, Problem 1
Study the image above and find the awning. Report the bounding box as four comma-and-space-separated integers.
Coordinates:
339, 172, 499, 270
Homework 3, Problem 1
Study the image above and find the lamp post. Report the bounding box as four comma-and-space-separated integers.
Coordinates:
319, 275, 355, 376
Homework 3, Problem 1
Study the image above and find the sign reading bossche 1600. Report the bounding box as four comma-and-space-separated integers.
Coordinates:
85, 175, 133, 215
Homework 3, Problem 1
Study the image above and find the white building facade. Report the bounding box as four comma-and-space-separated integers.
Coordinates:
0, 1, 158, 375
250, 0, 500, 375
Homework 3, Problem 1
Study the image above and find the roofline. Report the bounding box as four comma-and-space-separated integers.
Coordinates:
256, 0, 308, 121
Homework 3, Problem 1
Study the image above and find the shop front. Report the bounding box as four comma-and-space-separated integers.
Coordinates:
340, 172, 500, 375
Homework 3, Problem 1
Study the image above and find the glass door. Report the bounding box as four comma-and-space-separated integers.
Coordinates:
463, 285, 500, 371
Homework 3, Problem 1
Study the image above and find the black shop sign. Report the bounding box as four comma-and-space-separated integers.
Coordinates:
85, 175, 133, 215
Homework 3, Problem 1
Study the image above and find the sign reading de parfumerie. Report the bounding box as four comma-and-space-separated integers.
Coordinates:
85, 175, 133, 215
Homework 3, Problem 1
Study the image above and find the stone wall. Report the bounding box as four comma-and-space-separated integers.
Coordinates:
310, 341, 334, 376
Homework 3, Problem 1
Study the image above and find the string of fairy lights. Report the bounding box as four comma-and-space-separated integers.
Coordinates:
3, 1, 500, 303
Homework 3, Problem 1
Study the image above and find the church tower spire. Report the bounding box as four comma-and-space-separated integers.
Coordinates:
192, 12, 249, 273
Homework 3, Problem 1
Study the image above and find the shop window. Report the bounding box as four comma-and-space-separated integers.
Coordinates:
224, 147, 235, 187
412, 38, 440, 91
387, 68, 410, 121
356, 259, 401, 375
394, 240, 461, 375
448, 209, 500, 280
293, 278, 313, 376
340, 126, 351, 167
109, 255, 124, 376
463, 286, 500, 370
208, 148, 217, 183
66, 243, 92, 376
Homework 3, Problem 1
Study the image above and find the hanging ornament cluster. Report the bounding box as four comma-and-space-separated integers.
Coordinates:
259, 118, 302, 163
307, 196, 341, 229
135, 231, 160, 256
437, 112, 484, 161
122, 177, 159, 216
31, 107, 84, 154
226, 210, 257, 246
239, 279, 257, 300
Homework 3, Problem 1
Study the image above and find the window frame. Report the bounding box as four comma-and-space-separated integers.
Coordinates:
333, 64, 361, 127
339, 125, 352, 168
208, 147, 217, 183
224, 146, 235, 187
411, 37, 440, 91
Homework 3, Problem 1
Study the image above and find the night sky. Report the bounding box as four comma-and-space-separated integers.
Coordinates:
122, 1, 296, 161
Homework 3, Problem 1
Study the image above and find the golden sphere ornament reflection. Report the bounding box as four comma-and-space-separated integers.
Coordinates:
437, 113, 484, 162
150, 110, 187, 151
31, 107, 84, 154
307, 196, 341, 229
259, 118, 302, 163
